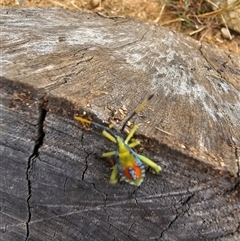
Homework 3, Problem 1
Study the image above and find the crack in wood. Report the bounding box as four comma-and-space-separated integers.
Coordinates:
25, 156, 32, 241
81, 133, 92, 182
157, 192, 194, 240
63, 177, 69, 193
25, 98, 47, 240
199, 44, 220, 77
115, 30, 149, 50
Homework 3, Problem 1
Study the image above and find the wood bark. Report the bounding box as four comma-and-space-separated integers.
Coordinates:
1, 7, 240, 241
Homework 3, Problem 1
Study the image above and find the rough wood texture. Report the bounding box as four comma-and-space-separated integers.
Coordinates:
1, 7, 240, 241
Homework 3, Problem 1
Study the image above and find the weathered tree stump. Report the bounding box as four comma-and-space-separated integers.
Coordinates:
1, 7, 240, 241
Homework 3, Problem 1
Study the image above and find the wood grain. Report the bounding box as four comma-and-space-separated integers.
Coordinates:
1, 7, 240, 241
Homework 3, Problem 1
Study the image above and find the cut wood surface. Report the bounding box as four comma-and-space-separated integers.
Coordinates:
1, 7, 240, 241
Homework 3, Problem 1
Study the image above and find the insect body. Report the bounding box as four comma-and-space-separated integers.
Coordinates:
74, 94, 161, 186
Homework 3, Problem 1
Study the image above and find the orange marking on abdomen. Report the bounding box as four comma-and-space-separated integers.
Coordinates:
123, 165, 142, 181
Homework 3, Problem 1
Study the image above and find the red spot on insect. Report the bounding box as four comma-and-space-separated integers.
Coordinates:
123, 165, 142, 181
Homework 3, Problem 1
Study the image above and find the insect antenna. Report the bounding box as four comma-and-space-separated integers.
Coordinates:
120, 94, 154, 133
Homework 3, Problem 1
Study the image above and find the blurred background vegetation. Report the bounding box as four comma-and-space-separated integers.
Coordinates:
2, 0, 240, 55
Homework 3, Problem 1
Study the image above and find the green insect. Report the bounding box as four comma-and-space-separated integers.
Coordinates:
74, 94, 161, 186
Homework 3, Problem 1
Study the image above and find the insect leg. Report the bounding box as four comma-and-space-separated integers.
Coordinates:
102, 130, 117, 143
125, 125, 138, 144
74, 116, 92, 125
128, 139, 140, 148
102, 151, 116, 157
137, 154, 161, 174
109, 164, 119, 184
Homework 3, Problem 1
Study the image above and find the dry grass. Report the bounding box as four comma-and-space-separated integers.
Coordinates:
2, 0, 240, 55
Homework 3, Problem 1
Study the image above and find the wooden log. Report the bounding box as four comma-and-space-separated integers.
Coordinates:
1, 7, 240, 241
